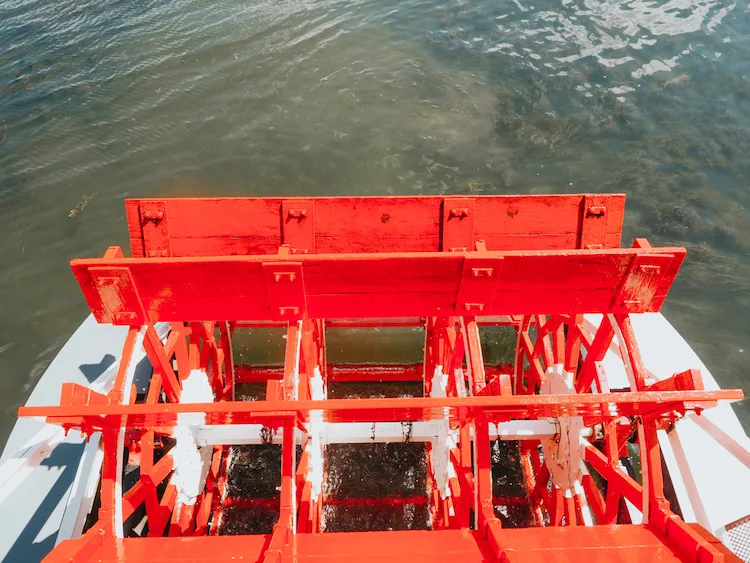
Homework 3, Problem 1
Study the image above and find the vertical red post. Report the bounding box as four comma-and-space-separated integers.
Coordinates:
283, 323, 301, 401
473, 413, 494, 533
264, 419, 296, 563
616, 314, 648, 389
98, 429, 120, 538
464, 318, 486, 395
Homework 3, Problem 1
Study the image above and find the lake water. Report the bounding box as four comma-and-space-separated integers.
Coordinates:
1, 0, 749, 444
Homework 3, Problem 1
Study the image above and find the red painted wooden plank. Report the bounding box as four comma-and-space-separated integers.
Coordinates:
160, 198, 283, 256
498, 525, 682, 562
294, 530, 490, 561
300, 254, 464, 294
315, 197, 442, 253
165, 198, 283, 240
327, 364, 424, 382
169, 237, 276, 257
49, 535, 272, 563
474, 195, 581, 237
70, 248, 684, 323
124, 195, 626, 257
45, 525, 691, 563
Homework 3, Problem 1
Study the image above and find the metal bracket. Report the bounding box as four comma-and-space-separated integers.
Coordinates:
139, 200, 172, 258
87, 267, 147, 325
455, 257, 502, 314
281, 200, 315, 254
442, 197, 475, 251
579, 195, 608, 249
263, 262, 306, 319
615, 254, 669, 311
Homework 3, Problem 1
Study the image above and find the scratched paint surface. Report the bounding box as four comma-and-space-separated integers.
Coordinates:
1, 0, 749, 448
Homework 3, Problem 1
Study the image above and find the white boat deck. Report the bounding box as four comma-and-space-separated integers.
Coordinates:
0, 316, 130, 563
1, 313, 749, 561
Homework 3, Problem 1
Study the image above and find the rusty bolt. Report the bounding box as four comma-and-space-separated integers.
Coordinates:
279, 307, 300, 316
472, 268, 493, 278
143, 210, 164, 222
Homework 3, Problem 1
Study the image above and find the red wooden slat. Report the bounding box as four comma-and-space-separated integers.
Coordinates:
47, 525, 700, 563
316, 197, 442, 253
124, 195, 626, 257
70, 248, 685, 323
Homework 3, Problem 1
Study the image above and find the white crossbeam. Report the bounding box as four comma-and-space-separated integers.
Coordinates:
191, 419, 558, 446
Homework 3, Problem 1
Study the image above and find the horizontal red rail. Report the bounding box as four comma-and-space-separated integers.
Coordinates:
234, 365, 284, 383
235, 364, 425, 383
222, 495, 529, 508
125, 194, 626, 257
233, 319, 427, 329
232, 319, 516, 330
52, 524, 720, 562
324, 496, 429, 507
221, 497, 279, 509
71, 247, 685, 324
21, 390, 741, 430
328, 364, 424, 382
325, 319, 425, 328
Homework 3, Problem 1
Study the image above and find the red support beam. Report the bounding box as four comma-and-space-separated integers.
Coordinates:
283, 323, 301, 401
99, 430, 120, 538
71, 248, 686, 324
109, 327, 140, 405
23, 389, 741, 430
576, 316, 614, 393
125, 195, 627, 258
143, 325, 181, 403
473, 414, 495, 532
327, 364, 424, 383
584, 444, 643, 512
464, 318, 486, 396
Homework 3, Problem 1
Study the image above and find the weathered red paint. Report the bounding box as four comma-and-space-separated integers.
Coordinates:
125, 195, 627, 257
26, 196, 744, 563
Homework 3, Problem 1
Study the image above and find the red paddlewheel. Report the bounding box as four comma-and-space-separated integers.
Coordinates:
23, 195, 744, 562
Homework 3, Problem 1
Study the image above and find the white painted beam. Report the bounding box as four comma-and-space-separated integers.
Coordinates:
191, 420, 559, 446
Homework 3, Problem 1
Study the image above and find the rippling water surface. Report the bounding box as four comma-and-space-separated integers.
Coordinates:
1, 0, 749, 441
